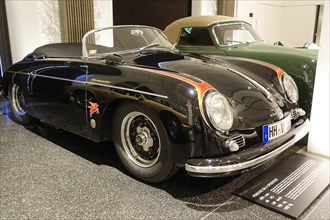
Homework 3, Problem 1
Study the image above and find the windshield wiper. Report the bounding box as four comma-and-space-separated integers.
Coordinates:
138, 43, 160, 53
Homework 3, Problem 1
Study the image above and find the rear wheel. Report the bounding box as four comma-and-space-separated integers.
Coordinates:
8, 83, 34, 125
113, 102, 178, 182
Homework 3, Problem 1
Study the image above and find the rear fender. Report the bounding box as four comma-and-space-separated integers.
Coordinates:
2, 60, 35, 97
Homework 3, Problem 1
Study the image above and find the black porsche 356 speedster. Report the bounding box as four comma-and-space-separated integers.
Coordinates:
1, 26, 309, 182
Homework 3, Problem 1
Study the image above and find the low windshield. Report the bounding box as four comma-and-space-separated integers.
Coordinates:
213, 23, 262, 46
82, 26, 172, 57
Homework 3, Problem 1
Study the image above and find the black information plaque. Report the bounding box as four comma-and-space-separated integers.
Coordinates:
234, 153, 329, 219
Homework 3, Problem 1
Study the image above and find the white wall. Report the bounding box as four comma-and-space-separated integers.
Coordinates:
6, 0, 44, 63
37, 1, 61, 46
6, 0, 113, 63
256, 3, 282, 43
235, 0, 324, 46
281, 5, 317, 46
308, 0, 329, 157
94, 0, 113, 29
192, 0, 218, 16
235, 0, 259, 28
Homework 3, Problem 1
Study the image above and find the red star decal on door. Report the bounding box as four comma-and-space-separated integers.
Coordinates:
88, 102, 100, 117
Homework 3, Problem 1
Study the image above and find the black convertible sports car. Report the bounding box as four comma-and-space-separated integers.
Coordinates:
1, 26, 309, 182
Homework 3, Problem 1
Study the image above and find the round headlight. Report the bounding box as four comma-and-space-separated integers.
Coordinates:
282, 73, 299, 103
204, 91, 233, 131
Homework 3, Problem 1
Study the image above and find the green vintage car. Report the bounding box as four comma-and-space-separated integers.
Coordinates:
164, 15, 318, 116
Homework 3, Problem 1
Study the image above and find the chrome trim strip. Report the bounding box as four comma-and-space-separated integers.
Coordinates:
185, 118, 310, 174
87, 81, 168, 99
8, 70, 168, 99
0, 53, 3, 78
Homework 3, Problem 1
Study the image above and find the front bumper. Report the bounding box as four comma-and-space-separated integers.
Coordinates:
185, 117, 309, 177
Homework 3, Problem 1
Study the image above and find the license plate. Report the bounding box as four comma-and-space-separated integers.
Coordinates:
262, 115, 291, 145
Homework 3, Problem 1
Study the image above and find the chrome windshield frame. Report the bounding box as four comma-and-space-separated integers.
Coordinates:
211, 21, 263, 47
82, 25, 171, 59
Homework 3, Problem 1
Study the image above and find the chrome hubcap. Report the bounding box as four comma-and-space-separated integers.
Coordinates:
135, 126, 153, 152
12, 84, 26, 116
121, 111, 160, 168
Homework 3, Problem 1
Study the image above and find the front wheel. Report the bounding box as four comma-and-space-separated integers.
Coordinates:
8, 83, 34, 125
113, 102, 178, 182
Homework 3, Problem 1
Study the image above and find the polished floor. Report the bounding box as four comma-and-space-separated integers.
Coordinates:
0, 95, 329, 220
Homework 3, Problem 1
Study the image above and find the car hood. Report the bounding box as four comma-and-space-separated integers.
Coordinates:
127, 51, 294, 128
134, 53, 283, 112
229, 43, 318, 58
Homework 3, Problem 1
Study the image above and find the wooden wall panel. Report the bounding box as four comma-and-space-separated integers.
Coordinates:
113, 0, 191, 30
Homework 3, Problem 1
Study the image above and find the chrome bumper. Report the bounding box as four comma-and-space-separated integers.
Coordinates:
185, 118, 310, 176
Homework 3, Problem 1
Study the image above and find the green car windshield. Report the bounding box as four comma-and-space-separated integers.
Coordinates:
213, 23, 263, 46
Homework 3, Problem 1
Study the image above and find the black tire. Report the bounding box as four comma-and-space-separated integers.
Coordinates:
8, 83, 34, 125
113, 102, 178, 183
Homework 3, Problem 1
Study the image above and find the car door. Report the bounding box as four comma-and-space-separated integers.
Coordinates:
28, 59, 90, 136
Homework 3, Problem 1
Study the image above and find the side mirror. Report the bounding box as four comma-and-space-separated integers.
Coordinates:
24, 54, 36, 60
273, 41, 284, 46
105, 54, 124, 65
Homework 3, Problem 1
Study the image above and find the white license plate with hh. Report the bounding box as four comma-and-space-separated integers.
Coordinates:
262, 115, 291, 145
